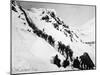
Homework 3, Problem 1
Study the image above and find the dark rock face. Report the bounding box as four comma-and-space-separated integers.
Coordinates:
11, 0, 16, 6
12, 5, 17, 12
58, 42, 73, 61
41, 15, 50, 22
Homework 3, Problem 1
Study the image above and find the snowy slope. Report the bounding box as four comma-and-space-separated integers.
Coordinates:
11, 1, 95, 74
12, 1, 66, 74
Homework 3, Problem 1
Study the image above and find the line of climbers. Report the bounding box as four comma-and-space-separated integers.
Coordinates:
52, 44, 95, 70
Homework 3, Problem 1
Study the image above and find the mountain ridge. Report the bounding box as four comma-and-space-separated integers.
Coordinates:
11, 0, 95, 73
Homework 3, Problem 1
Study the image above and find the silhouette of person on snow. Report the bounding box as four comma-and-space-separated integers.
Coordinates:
53, 55, 61, 68
62, 58, 69, 68
73, 57, 80, 69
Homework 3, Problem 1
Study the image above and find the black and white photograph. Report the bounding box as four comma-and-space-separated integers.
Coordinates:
11, 0, 96, 74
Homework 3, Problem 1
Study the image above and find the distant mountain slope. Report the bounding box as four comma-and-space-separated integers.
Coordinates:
76, 18, 95, 42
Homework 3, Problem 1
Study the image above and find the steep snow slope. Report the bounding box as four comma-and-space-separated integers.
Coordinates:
11, 1, 95, 74
12, 1, 66, 74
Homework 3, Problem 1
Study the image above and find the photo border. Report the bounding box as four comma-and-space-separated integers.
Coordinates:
10, 0, 97, 74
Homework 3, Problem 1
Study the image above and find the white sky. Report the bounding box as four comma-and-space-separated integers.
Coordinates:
17, 1, 95, 28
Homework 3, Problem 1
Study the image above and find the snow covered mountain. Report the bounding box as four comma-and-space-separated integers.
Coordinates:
11, 0, 95, 74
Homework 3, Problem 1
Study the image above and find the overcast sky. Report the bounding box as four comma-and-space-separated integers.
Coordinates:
17, 1, 95, 28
